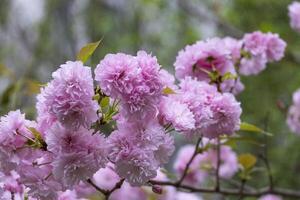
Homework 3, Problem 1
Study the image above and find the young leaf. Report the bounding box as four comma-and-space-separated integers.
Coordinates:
222, 136, 263, 147
27, 127, 47, 150
25, 79, 43, 95
239, 122, 272, 136
162, 87, 176, 95
100, 96, 110, 110
221, 72, 237, 81
76, 39, 102, 63
0, 63, 13, 78
238, 153, 257, 170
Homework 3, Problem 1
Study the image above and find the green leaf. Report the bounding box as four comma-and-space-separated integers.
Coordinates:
239, 122, 272, 136
25, 79, 43, 95
100, 96, 110, 110
223, 136, 263, 147
1, 80, 23, 108
27, 127, 47, 150
27, 127, 42, 140
93, 93, 100, 101
238, 153, 257, 170
0, 63, 13, 78
162, 87, 176, 95
207, 70, 219, 82
76, 39, 102, 63
221, 72, 237, 81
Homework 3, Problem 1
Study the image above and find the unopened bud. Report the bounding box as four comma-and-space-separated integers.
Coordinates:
152, 185, 163, 194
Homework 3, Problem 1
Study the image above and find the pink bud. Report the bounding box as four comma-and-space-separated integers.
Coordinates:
152, 185, 163, 194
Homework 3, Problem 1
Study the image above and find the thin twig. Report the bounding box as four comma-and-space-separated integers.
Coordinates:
176, 137, 202, 185
238, 179, 247, 200
87, 178, 125, 200
262, 112, 274, 190
221, 178, 255, 192
215, 137, 221, 191
11, 192, 14, 200
87, 178, 109, 196
260, 155, 274, 191
148, 180, 300, 199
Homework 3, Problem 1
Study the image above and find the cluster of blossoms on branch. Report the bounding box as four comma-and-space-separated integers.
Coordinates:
287, 1, 300, 136
0, 27, 287, 199
287, 89, 300, 135
289, 1, 300, 33
175, 31, 286, 93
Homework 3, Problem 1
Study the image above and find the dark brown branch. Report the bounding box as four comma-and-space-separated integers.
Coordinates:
261, 113, 274, 190
87, 178, 125, 200
11, 192, 14, 200
87, 178, 108, 195
148, 180, 300, 199
221, 178, 255, 192
176, 137, 202, 185
215, 137, 221, 191
238, 179, 247, 200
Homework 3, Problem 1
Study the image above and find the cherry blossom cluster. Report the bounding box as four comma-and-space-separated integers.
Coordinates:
175, 31, 286, 94
0, 30, 287, 199
289, 1, 300, 33
174, 140, 239, 186
287, 89, 300, 135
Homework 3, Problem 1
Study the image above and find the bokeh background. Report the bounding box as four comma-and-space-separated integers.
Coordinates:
0, 0, 299, 199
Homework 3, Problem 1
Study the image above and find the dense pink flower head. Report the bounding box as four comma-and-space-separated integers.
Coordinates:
289, 1, 300, 33
287, 105, 300, 135
173, 77, 241, 138
174, 38, 235, 81
292, 88, 300, 105
0, 110, 35, 174
45, 123, 108, 188
12, 148, 62, 200
95, 51, 163, 121
239, 54, 267, 75
265, 33, 286, 62
0, 110, 34, 151
239, 31, 286, 75
223, 37, 242, 63
159, 96, 196, 131
243, 31, 268, 56
200, 93, 242, 139
239, 31, 268, 75
36, 61, 99, 131
0, 171, 23, 195
259, 194, 282, 200
287, 88, 300, 135
107, 120, 174, 186
159, 69, 178, 90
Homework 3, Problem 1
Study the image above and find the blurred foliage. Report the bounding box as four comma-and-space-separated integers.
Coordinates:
0, 0, 300, 199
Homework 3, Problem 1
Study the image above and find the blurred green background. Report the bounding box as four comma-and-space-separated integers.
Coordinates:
0, 0, 299, 199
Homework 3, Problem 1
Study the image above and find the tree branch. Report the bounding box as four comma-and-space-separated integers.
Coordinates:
87, 178, 125, 200
148, 180, 300, 199
176, 137, 202, 185
215, 137, 221, 191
